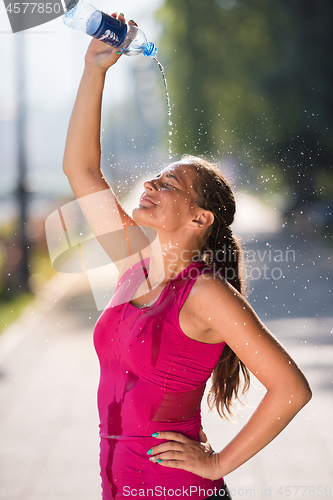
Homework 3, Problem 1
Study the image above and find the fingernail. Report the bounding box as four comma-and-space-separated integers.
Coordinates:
156, 459, 162, 463
147, 448, 153, 455
149, 456, 156, 462
115, 51, 122, 55
130, 20, 135, 23
120, 13, 124, 16
200, 424, 203, 430
152, 432, 159, 437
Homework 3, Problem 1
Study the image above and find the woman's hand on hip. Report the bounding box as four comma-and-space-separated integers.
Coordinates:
147, 430, 223, 481
84, 14, 137, 72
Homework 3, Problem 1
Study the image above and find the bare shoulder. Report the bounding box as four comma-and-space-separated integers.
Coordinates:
182, 270, 261, 344
187, 271, 244, 309
179, 272, 241, 344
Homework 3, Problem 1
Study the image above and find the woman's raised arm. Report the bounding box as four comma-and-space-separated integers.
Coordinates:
62, 15, 149, 270
63, 15, 125, 202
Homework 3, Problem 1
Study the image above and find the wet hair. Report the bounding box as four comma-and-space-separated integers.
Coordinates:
181, 154, 250, 419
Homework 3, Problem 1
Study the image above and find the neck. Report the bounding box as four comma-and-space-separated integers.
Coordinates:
146, 231, 203, 289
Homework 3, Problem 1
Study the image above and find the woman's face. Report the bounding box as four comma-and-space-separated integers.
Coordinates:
132, 162, 201, 233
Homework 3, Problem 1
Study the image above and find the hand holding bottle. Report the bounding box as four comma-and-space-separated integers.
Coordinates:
84, 13, 134, 72
64, 2, 157, 58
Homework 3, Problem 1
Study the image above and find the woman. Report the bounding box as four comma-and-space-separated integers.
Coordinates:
63, 14, 312, 500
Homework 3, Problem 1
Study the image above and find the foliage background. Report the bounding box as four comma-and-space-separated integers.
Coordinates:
156, 0, 333, 219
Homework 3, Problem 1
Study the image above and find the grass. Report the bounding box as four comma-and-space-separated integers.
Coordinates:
0, 292, 35, 333
0, 245, 56, 335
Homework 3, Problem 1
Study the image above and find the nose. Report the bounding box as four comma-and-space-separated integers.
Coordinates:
143, 178, 159, 192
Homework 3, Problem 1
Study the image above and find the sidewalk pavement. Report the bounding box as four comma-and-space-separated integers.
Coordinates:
0, 229, 332, 500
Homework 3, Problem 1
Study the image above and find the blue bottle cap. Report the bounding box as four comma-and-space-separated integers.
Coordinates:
143, 42, 158, 58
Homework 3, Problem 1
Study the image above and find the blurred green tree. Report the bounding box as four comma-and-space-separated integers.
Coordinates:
157, 0, 333, 214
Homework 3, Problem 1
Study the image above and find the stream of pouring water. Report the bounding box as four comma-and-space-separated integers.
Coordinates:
153, 56, 173, 159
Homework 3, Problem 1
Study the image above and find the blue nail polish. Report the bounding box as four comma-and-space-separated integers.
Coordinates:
152, 432, 159, 437
156, 458, 162, 463
200, 424, 203, 430
147, 448, 153, 455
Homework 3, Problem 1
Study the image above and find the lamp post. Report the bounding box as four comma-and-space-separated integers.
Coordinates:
14, 32, 30, 293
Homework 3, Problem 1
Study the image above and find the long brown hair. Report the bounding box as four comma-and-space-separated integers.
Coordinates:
182, 155, 250, 419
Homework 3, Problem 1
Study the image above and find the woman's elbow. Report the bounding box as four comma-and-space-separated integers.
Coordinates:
279, 371, 312, 411
301, 384, 312, 406
293, 377, 312, 409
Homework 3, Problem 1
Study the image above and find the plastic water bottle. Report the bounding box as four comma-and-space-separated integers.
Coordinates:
63, 0, 158, 58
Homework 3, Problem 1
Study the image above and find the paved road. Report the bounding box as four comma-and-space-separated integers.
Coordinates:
0, 229, 332, 500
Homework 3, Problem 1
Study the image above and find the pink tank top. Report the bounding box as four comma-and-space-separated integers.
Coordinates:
93, 258, 226, 499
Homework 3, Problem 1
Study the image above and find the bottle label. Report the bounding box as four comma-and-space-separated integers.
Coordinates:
92, 12, 127, 47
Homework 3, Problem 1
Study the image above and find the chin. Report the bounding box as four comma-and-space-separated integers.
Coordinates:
132, 207, 158, 229
132, 206, 150, 224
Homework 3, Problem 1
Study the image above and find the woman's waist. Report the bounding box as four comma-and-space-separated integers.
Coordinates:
98, 383, 205, 427
99, 417, 201, 441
